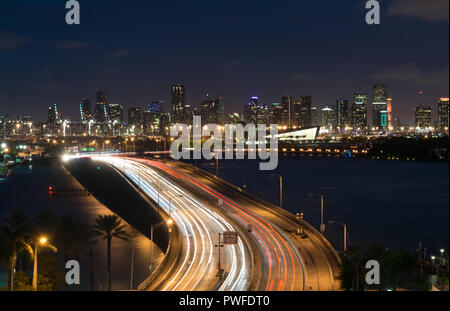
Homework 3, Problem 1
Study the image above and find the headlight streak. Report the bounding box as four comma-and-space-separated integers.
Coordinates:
94, 156, 248, 291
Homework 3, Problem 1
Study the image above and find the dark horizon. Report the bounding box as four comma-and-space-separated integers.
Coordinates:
0, 0, 448, 123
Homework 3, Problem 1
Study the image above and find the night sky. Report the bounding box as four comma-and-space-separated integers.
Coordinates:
0, 0, 448, 124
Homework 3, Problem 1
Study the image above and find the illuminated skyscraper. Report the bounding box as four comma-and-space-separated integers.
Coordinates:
311, 107, 320, 127
280, 96, 294, 127
321, 106, 334, 129
351, 94, 368, 130
387, 98, 393, 129
299, 96, 312, 128
201, 96, 224, 124
128, 107, 142, 134
80, 98, 92, 122
243, 96, 259, 124
437, 97, 449, 132
415, 105, 432, 129
372, 84, 388, 129
335, 98, 349, 129
171, 85, 190, 123
94, 89, 108, 123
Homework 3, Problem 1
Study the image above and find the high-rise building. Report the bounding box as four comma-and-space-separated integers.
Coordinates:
310, 107, 320, 127
47, 103, 61, 132
321, 106, 335, 129
351, 94, 368, 130
201, 96, 224, 124
437, 97, 449, 132
299, 96, 312, 128
335, 98, 350, 129
94, 89, 108, 123
281, 96, 293, 127
270, 102, 283, 125
387, 98, 393, 129
415, 105, 432, 129
171, 85, 190, 123
80, 98, 92, 122
243, 96, 259, 124
108, 104, 123, 123
128, 107, 142, 134
228, 113, 242, 124
372, 84, 388, 129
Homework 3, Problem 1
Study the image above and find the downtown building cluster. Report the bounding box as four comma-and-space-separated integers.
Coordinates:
0, 83, 449, 139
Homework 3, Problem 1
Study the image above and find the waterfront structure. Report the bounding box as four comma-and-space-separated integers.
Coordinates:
372, 83, 388, 129
351, 94, 368, 132
437, 97, 449, 133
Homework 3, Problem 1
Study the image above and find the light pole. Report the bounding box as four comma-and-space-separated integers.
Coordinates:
273, 174, 283, 210
150, 219, 173, 272
32, 237, 57, 290
328, 220, 347, 254
309, 193, 325, 234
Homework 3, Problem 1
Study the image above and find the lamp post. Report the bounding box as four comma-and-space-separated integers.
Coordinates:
309, 193, 325, 234
32, 237, 57, 290
328, 220, 347, 254
272, 174, 283, 210
150, 219, 173, 272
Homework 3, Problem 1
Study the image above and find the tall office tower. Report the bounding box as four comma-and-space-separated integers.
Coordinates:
299, 96, 312, 128
335, 98, 350, 129
143, 109, 162, 136
256, 103, 270, 125
201, 96, 224, 124
321, 106, 335, 129
281, 96, 293, 127
94, 89, 108, 123
415, 105, 432, 129
386, 98, 393, 129
351, 94, 368, 130
171, 85, 189, 123
310, 107, 320, 127
128, 107, 142, 134
243, 96, 259, 124
47, 103, 61, 132
437, 97, 449, 132
108, 104, 123, 123
270, 102, 283, 125
372, 83, 388, 128
80, 98, 92, 122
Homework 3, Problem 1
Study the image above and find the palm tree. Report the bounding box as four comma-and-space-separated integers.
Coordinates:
0, 210, 33, 291
92, 215, 130, 291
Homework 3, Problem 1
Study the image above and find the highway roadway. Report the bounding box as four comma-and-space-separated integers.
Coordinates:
94, 156, 250, 291
92, 155, 339, 291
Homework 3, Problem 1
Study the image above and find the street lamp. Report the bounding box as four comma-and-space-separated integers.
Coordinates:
309, 193, 326, 234
32, 237, 57, 290
328, 220, 348, 254
272, 174, 283, 210
150, 219, 173, 272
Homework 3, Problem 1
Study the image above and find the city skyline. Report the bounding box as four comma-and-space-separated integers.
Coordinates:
0, 1, 448, 123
